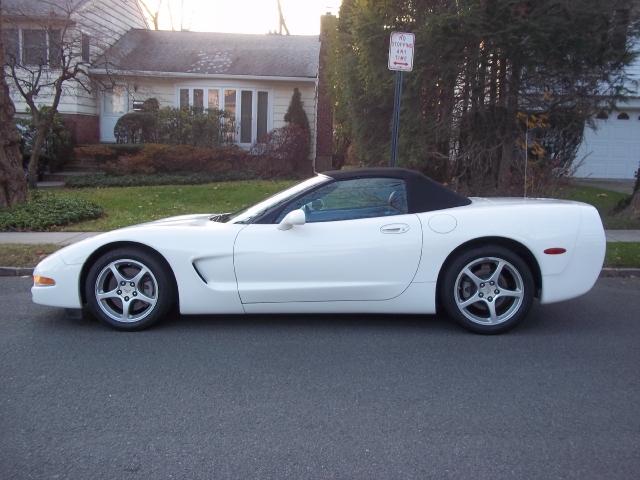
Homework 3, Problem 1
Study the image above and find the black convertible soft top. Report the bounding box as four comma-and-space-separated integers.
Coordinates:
322, 168, 471, 213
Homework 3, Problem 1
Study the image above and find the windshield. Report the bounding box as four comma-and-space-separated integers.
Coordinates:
224, 175, 330, 224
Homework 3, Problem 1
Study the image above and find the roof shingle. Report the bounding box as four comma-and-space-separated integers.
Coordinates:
95, 29, 320, 79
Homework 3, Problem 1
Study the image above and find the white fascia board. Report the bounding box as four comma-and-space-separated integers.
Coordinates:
88, 68, 317, 83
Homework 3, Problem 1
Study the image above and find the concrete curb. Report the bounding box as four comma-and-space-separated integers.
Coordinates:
599, 268, 640, 278
0, 267, 34, 277
1, 266, 638, 278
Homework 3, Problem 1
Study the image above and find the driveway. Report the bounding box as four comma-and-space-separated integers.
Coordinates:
1, 277, 639, 479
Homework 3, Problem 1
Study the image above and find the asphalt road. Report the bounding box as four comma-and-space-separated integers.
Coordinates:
1, 277, 639, 480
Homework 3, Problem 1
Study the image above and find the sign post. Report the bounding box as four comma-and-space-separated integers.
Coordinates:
388, 32, 415, 167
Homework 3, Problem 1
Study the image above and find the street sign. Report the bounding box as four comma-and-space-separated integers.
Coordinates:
388, 31, 414, 166
388, 32, 415, 72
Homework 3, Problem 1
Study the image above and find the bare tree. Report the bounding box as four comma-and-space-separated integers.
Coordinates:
2, 0, 92, 187
140, 0, 162, 31
0, 3, 28, 207
277, 0, 290, 35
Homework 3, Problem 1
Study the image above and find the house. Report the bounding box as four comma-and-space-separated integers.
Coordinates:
2, 0, 329, 169
90, 29, 320, 159
574, 55, 640, 180
1, 0, 148, 142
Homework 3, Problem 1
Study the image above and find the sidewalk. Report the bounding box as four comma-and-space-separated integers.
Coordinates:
0, 230, 639, 245
0, 232, 100, 245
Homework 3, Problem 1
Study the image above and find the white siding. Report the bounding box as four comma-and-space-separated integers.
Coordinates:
125, 77, 176, 108
3, 0, 147, 117
76, 0, 147, 57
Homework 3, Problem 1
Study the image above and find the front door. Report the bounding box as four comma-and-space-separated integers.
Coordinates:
233, 177, 423, 304
100, 86, 128, 142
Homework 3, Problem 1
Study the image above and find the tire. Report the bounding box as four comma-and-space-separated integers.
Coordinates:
440, 245, 535, 334
85, 247, 175, 331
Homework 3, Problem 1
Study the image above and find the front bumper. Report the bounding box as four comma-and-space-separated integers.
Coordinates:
31, 255, 83, 309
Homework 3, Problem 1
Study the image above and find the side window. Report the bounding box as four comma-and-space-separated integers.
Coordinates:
277, 177, 408, 223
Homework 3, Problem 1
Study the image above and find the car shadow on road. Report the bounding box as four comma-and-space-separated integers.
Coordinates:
45, 300, 588, 337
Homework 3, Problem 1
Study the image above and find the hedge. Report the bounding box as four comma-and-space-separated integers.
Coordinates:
0, 194, 103, 231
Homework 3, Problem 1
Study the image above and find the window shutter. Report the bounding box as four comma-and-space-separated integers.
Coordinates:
81, 33, 91, 62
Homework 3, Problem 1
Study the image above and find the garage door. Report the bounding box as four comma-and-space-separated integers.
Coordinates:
574, 110, 640, 179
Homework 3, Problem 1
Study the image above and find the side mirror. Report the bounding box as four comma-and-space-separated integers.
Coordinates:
277, 209, 306, 231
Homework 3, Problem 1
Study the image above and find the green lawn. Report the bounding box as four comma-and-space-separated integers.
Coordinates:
559, 185, 639, 229
604, 242, 640, 268
47, 180, 295, 231
0, 244, 60, 267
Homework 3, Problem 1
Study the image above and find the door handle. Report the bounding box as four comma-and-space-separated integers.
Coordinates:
380, 223, 410, 234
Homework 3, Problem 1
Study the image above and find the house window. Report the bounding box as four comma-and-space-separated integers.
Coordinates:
240, 90, 253, 143
176, 87, 271, 143
208, 90, 219, 109
81, 33, 91, 62
596, 111, 608, 120
2, 29, 19, 64
224, 89, 236, 117
4, 28, 66, 66
179, 88, 189, 109
257, 91, 269, 141
193, 88, 204, 111
617, 112, 629, 120
22, 29, 47, 65
48, 29, 62, 67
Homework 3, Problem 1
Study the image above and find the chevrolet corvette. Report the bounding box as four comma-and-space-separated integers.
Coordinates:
32, 168, 606, 334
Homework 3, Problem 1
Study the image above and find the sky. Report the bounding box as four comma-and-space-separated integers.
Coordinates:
150, 0, 342, 35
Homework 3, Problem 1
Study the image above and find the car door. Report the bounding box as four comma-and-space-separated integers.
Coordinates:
233, 177, 423, 304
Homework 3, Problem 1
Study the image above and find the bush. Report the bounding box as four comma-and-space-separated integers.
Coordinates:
16, 110, 75, 173
113, 100, 235, 148
103, 144, 250, 175
114, 111, 157, 144
284, 88, 310, 132
251, 124, 310, 175
100, 143, 297, 179
74, 144, 144, 163
0, 194, 103, 231
65, 172, 255, 188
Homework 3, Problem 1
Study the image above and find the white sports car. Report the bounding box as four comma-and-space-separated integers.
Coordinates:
32, 168, 606, 334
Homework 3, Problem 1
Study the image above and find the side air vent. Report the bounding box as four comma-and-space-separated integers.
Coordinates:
192, 263, 207, 284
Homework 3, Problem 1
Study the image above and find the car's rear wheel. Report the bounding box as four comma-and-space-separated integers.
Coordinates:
440, 245, 534, 334
85, 248, 175, 331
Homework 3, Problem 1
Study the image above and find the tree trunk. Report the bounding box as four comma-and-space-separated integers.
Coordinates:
27, 124, 47, 188
0, 14, 28, 208
628, 166, 640, 216
497, 60, 521, 191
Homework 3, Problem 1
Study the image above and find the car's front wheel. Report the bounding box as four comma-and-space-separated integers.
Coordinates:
440, 245, 535, 334
85, 248, 175, 331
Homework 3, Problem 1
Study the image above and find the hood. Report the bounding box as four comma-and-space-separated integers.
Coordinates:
133, 213, 218, 228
